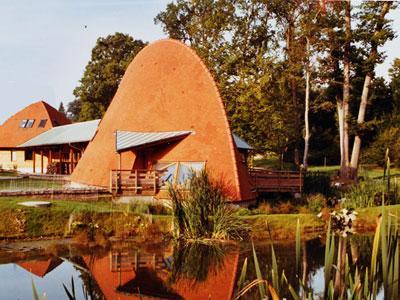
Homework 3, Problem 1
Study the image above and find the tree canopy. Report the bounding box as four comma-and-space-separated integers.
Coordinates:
67, 33, 147, 121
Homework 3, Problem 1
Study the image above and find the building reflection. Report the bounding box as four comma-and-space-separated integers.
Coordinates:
79, 243, 239, 300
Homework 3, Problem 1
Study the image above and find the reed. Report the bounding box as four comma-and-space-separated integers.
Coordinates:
168, 169, 247, 240
235, 208, 400, 299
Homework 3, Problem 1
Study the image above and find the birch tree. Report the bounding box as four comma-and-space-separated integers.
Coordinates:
349, 1, 395, 177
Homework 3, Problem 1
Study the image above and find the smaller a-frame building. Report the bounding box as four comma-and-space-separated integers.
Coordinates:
0, 101, 70, 173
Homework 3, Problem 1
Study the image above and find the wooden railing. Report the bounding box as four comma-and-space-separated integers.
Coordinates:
110, 169, 165, 195
249, 168, 303, 193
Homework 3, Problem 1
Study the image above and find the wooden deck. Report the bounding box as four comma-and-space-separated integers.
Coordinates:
249, 168, 303, 193
110, 169, 164, 195
111, 168, 304, 196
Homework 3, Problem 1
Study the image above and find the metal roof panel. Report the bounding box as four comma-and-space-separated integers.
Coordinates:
19, 119, 100, 147
233, 133, 253, 150
115, 130, 192, 152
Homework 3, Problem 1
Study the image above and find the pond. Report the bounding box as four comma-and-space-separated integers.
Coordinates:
0, 234, 381, 300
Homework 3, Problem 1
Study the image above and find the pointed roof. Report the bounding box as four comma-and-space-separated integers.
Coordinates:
0, 101, 71, 148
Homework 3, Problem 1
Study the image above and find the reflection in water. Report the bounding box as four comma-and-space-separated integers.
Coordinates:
0, 235, 377, 299
0, 240, 238, 299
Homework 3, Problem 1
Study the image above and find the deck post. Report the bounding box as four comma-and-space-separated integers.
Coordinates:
69, 148, 74, 173
153, 170, 157, 194
49, 149, 52, 164
40, 150, 44, 174
135, 169, 138, 194
32, 150, 36, 173
109, 170, 113, 193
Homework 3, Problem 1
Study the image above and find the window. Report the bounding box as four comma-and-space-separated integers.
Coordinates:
156, 161, 205, 186
26, 119, 35, 128
19, 119, 35, 128
19, 120, 28, 128
25, 150, 33, 161
10, 151, 17, 162
38, 119, 47, 128
177, 162, 205, 183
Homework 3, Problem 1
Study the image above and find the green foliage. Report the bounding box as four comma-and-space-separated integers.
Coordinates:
306, 193, 326, 213
68, 33, 147, 121
342, 178, 400, 209
168, 169, 248, 240
363, 127, 400, 167
236, 214, 400, 299
304, 171, 331, 195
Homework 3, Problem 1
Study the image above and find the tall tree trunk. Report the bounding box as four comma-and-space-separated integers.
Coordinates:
350, 74, 372, 172
303, 37, 311, 170
287, 21, 300, 166
349, 2, 392, 177
340, 0, 351, 179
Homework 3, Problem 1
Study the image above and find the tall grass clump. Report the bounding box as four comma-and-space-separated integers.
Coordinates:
235, 209, 400, 299
168, 169, 247, 240
343, 178, 399, 209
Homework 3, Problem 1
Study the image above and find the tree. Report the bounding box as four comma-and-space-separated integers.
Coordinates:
156, 0, 305, 160
349, 1, 395, 177
58, 101, 67, 117
68, 33, 147, 121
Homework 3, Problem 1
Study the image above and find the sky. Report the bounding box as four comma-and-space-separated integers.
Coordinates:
0, 0, 399, 124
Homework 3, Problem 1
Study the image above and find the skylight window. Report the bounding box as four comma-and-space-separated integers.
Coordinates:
19, 120, 28, 128
19, 119, 36, 128
26, 119, 35, 128
38, 119, 47, 128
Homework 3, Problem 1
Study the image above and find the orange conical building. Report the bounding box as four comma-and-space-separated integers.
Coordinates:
71, 39, 254, 202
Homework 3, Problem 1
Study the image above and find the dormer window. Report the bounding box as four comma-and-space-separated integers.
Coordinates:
38, 119, 47, 128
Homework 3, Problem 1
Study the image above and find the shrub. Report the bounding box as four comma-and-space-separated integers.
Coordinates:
362, 127, 400, 167
306, 193, 326, 213
257, 202, 273, 214
304, 171, 331, 195
273, 201, 296, 214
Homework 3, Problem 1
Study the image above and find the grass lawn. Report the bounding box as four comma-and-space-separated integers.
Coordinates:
308, 164, 400, 179
0, 197, 171, 239
0, 195, 398, 240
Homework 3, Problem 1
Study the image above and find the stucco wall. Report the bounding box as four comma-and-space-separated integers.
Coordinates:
0, 150, 48, 173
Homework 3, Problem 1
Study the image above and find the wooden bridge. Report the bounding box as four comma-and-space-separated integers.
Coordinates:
110, 168, 304, 196
249, 168, 303, 194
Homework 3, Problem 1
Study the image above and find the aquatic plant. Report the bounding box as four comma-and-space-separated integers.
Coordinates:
342, 177, 399, 209
235, 208, 400, 299
31, 279, 46, 300
168, 169, 248, 240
